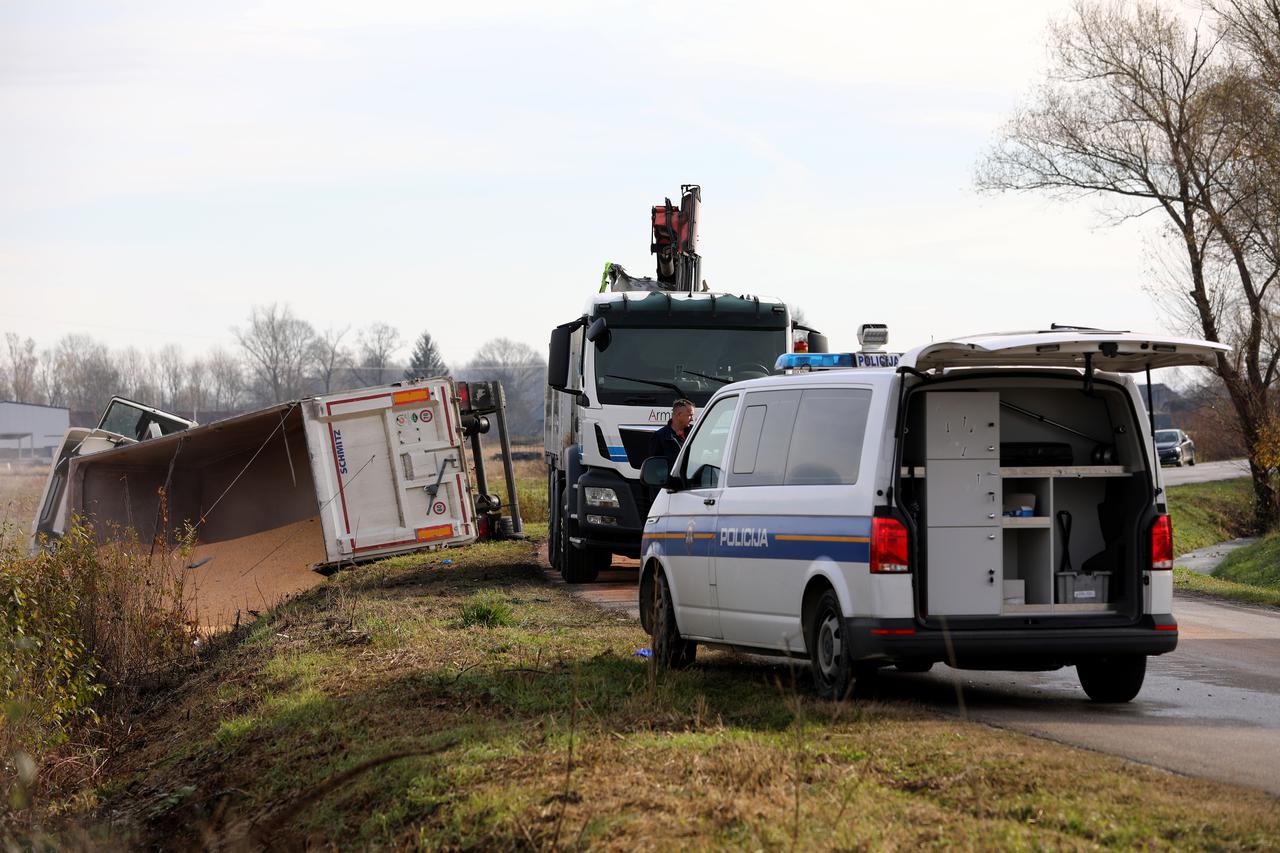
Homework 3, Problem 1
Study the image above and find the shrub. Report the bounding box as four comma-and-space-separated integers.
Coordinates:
2, 517, 197, 811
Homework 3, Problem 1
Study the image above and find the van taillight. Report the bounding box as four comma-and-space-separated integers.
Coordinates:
870, 517, 910, 574
1151, 514, 1173, 570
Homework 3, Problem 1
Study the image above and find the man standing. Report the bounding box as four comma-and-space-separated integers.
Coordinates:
647, 398, 694, 470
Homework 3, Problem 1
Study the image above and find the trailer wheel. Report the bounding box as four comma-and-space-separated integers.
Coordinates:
652, 570, 696, 670
808, 590, 874, 701
1077, 655, 1146, 703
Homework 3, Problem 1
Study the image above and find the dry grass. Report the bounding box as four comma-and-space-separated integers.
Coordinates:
0, 469, 47, 546
15, 538, 1278, 850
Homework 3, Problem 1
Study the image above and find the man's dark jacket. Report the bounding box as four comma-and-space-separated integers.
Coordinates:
647, 421, 686, 469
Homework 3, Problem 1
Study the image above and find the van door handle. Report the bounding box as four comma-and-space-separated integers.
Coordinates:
703, 498, 716, 506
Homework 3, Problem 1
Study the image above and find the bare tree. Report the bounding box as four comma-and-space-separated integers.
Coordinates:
155, 344, 186, 411
978, 0, 1280, 529
182, 357, 211, 420
235, 304, 316, 404
46, 334, 119, 414
354, 322, 403, 386
467, 337, 546, 437
5, 333, 38, 403
116, 346, 159, 404
312, 325, 353, 394
207, 347, 245, 412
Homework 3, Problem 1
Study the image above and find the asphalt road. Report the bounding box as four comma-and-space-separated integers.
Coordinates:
881, 593, 1280, 796
1161, 457, 1250, 486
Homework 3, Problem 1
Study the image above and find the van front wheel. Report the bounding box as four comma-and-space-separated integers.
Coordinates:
651, 571, 696, 670
1077, 655, 1146, 703
809, 590, 873, 700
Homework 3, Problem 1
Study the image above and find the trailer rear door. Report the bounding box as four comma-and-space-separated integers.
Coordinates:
304, 378, 475, 564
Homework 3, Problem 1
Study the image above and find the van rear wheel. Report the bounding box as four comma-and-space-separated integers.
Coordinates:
1077, 655, 1146, 703
809, 590, 874, 700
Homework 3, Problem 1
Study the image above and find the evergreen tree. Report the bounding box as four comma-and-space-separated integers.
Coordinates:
405, 331, 450, 380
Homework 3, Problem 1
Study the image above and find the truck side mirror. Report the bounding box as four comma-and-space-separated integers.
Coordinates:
807, 331, 829, 354
585, 317, 611, 351
640, 456, 673, 489
547, 325, 573, 391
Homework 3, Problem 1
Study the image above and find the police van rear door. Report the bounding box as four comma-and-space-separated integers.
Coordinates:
303, 378, 475, 565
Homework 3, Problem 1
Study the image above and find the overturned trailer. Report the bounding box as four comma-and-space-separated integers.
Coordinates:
35, 379, 479, 580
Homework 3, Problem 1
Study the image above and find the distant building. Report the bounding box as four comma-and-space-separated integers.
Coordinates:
0, 401, 70, 460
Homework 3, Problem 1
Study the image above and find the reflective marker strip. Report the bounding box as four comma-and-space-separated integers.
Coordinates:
870, 628, 916, 636
416, 524, 454, 541
392, 388, 431, 406
1153, 624, 1178, 631
775, 534, 870, 543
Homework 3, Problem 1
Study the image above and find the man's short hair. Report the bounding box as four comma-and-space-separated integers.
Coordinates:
672, 398, 694, 412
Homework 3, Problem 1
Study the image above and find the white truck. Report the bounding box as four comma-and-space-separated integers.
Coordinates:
33, 377, 478, 567
544, 185, 826, 582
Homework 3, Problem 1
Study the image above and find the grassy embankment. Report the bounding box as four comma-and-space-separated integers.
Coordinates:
1166, 477, 1280, 607
13, 537, 1280, 850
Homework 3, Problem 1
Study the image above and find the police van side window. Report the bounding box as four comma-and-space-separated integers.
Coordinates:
728, 390, 801, 487
783, 388, 872, 486
681, 395, 739, 489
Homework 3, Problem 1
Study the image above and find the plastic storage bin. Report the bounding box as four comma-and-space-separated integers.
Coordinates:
1055, 571, 1110, 604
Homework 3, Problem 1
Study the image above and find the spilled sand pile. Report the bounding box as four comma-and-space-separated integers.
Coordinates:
185, 516, 327, 631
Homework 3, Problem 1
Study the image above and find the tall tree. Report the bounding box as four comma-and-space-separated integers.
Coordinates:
312, 325, 353, 394
207, 347, 245, 412
978, 0, 1280, 529
354, 322, 403, 386
467, 337, 546, 437
404, 331, 450, 380
235, 304, 317, 404
4, 333, 38, 403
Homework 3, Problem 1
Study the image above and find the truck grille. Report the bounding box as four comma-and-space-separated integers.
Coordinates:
619, 427, 660, 468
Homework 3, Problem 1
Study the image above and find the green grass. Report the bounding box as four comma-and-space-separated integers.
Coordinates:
1164, 477, 1253, 557
22, 535, 1280, 850
1174, 567, 1280, 608
1213, 530, 1280, 593
458, 590, 515, 627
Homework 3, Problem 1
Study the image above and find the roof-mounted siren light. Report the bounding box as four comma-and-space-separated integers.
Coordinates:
858, 323, 889, 353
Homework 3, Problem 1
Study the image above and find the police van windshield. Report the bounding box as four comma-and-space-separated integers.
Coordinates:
593, 326, 787, 407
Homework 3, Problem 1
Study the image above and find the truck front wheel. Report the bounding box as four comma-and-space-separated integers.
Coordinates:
557, 512, 601, 584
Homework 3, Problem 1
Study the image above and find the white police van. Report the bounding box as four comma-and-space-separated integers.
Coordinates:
637, 326, 1228, 702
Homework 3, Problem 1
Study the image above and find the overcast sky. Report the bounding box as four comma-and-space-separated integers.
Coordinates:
1, 1, 1198, 369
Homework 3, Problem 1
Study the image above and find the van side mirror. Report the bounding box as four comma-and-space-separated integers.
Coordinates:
586, 316, 611, 351
641, 456, 674, 489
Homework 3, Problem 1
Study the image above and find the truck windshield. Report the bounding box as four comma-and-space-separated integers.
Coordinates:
593, 326, 788, 406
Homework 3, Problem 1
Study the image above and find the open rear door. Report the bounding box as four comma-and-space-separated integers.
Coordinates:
304, 378, 475, 565
905, 329, 1229, 372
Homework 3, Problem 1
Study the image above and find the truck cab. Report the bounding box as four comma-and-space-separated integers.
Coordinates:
545, 290, 822, 581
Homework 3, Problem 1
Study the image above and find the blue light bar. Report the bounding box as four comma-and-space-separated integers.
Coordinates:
774, 352, 853, 371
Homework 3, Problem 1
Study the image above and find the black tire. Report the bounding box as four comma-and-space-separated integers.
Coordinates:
1077, 655, 1147, 703
808, 590, 874, 700
558, 515, 600, 584
651, 571, 696, 669
547, 476, 561, 571
1174, 458, 1183, 467
1188, 453, 1196, 466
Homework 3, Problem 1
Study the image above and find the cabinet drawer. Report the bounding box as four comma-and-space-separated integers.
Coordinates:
925, 459, 1002, 527
926, 527, 1002, 615
925, 392, 999, 459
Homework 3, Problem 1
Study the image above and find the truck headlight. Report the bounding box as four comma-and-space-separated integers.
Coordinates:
585, 487, 620, 508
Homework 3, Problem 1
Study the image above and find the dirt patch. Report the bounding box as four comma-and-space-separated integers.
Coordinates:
185, 517, 327, 631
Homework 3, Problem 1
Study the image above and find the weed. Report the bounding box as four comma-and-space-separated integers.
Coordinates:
459, 590, 515, 628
